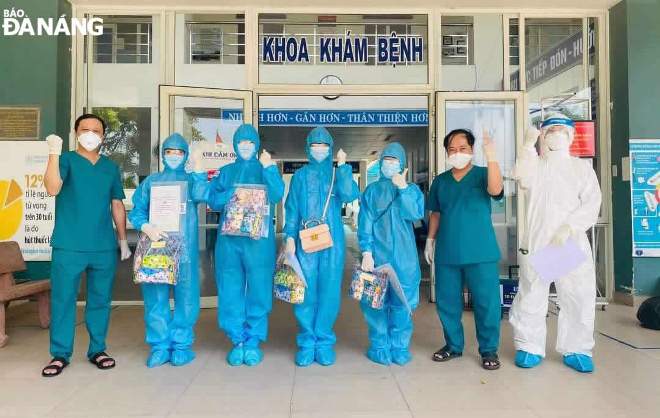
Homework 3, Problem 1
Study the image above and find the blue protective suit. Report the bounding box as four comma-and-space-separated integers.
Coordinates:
204, 124, 285, 365
129, 133, 205, 367
284, 127, 360, 366
357, 142, 425, 365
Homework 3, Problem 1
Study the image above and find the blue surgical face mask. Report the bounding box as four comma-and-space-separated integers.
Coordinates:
381, 159, 401, 178
164, 154, 184, 169
310, 145, 330, 162
237, 141, 256, 160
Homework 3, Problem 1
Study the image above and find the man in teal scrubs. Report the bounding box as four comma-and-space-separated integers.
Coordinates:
41, 114, 131, 377
424, 128, 504, 370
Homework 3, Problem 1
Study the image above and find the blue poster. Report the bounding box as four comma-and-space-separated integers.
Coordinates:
629, 139, 660, 257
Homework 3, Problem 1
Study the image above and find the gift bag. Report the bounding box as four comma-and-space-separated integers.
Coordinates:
349, 264, 411, 314
221, 184, 270, 239
350, 267, 389, 309
133, 233, 184, 285
273, 251, 307, 304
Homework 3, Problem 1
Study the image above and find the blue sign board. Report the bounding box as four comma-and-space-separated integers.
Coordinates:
629, 139, 660, 257
220, 109, 428, 127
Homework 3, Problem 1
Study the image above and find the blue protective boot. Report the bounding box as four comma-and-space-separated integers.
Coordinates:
563, 353, 594, 373
171, 349, 196, 367
295, 349, 315, 367
243, 347, 264, 367
227, 344, 245, 366
515, 350, 543, 369
146, 349, 170, 368
391, 349, 412, 366
315, 346, 336, 366
366, 347, 391, 365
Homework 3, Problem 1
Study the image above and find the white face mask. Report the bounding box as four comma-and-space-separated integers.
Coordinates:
237, 141, 256, 160
78, 131, 102, 151
447, 152, 472, 169
544, 131, 571, 151
310, 144, 330, 162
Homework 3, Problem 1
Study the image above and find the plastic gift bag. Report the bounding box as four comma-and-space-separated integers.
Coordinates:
350, 264, 411, 314
350, 266, 389, 309
273, 251, 307, 304
221, 184, 270, 239
133, 233, 184, 285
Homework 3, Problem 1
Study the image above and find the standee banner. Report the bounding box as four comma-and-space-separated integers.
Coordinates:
0, 141, 54, 261
629, 139, 660, 257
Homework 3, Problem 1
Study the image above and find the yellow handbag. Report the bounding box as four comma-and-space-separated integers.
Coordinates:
299, 168, 335, 253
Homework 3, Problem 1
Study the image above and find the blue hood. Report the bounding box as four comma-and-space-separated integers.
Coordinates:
305, 126, 334, 164
162, 133, 189, 171
233, 123, 260, 161
379, 142, 406, 174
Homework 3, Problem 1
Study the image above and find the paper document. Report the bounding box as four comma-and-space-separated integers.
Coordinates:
149, 184, 183, 232
528, 239, 588, 284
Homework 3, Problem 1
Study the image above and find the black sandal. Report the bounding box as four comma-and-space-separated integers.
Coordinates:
89, 351, 116, 370
481, 353, 501, 370
42, 357, 69, 377
432, 346, 462, 362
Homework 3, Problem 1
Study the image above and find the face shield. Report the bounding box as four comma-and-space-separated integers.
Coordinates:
541, 116, 575, 152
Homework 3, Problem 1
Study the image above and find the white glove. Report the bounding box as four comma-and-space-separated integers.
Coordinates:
336, 148, 347, 166
361, 252, 375, 272
285, 237, 296, 256
391, 168, 409, 189
119, 239, 132, 261
141, 223, 167, 242
482, 130, 497, 163
551, 224, 573, 246
524, 127, 541, 149
424, 238, 435, 265
46, 134, 63, 155
260, 149, 275, 168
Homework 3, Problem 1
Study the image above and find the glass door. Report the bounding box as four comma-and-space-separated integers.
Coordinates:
432, 91, 524, 302
159, 85, 252, 300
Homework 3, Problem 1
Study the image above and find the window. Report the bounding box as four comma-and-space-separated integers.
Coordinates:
186, 16, 245, 64
440, 15, 504, 91
93, 107, 153, 188
524, 18, 586, 125
93, 16, 152, 64
441, 19, 472, 66
509, 18, 519, 66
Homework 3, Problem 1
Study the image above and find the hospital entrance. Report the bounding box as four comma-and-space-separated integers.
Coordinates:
114, 89, 540, 308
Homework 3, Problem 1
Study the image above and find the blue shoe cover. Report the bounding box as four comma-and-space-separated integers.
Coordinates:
243, 347, 264, 366
515, 350, 543, 368
171, 349, 195, 367
315, 346, 336, 366
391, 349, 412, 366
227, 344, 245, 366
366, 348, 391, 365
295, 349, 315, 367
146, 349, 170, 368
563, 353, 594, 373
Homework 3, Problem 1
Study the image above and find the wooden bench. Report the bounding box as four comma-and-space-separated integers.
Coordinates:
0, 241, 50, 347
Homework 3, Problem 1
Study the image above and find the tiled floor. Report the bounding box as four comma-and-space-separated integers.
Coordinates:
2, 292, 659, 418
2, 247, 659, 417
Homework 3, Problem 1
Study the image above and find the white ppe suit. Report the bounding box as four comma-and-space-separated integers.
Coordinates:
509, 123, 602, 357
